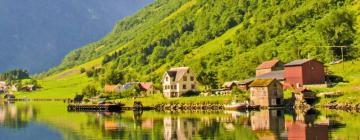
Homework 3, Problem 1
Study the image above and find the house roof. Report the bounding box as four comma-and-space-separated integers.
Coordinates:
285, 59, 315, 66
222, 81, 239, 88
139, 82, 153, 90
122, 82, 139, 90
256, 70, 284, 80
256, 60, 281, 70
239, 78, 255, 85
166, 67, 190, 81
104, 84, 121, 92
250, 79, 276, 87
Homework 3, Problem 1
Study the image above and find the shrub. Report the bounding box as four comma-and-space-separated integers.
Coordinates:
81, 85, 99, 98
80, 67, 86, 73
183, 90, 200, 97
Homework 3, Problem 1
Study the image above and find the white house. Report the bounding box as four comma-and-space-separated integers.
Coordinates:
162, 67, 197, 98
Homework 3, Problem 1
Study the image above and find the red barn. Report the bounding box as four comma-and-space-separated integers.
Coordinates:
284, 59, 325, 87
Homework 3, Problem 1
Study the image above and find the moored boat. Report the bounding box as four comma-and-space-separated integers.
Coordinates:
224, 100, 248, 110
224, 100, 260, 110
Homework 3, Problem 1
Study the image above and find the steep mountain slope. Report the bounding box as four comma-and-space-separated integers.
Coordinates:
0, 0, 153, 73
48, 0, 359, 85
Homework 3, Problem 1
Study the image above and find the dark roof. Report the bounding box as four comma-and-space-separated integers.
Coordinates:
239, 78, 255, 85
256, 70, 284, 80
250, 79, 276, 87
285, 59, 314, 66
256, 60, 281, 70
222, 81, 240, 88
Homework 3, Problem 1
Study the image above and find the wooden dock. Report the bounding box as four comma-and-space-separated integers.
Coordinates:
67, 104, 125, 112
67, 104, 154, 112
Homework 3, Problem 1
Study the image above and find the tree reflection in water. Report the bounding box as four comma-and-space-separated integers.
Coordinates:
0, 102, 350, 140
0, 102, 37, 129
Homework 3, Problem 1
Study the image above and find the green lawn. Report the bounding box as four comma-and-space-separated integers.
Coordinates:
15, 73, 93, 99
312, 59, 360, 104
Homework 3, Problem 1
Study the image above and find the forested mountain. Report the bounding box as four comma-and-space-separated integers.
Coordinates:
47, 0, 360, 84
0, 0, 153, 73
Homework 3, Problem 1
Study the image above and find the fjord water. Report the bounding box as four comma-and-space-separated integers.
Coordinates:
0, 102, 357, 140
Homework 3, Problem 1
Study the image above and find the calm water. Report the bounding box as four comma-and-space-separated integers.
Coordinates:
0, 102, 358, 140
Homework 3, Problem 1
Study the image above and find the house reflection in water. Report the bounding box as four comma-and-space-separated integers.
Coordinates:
163, 117, 199, 140
286, 110, 329, 140
250, 109, 286, 140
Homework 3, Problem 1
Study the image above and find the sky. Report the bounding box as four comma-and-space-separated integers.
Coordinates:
0, 0, 153, 73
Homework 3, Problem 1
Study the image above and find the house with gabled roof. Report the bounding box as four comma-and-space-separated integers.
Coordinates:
139, 82, 154, 94
249, 79, 283, 107
104, 84, 121, 93
284, 59, 325, 87
162, 67, 197, 98
256, 60, 284, 76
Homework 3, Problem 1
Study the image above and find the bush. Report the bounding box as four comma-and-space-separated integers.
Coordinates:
82, 85, 99, 98
86, 70, 94, 77
183, 90, 200, 97
80, 67, 86, 73
231, 87, 245, 95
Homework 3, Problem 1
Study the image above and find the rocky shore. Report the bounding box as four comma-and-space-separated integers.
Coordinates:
154, 103, 224, 111
321, 103, 360, 111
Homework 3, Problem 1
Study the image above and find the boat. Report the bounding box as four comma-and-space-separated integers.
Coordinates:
224, 100, 249, 110
224, 100, 260, 110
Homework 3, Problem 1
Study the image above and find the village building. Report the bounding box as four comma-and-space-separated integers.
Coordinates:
0, 81, 6, 93
284, 59, 325, 87
256, 70, 285, 83
256, 60, 284, 76
222, 81, 240, 90
139, 82, 154, 94
249, 79, 284, 107
162, 67, 197, 98
238, 78, 254, 91
104, 84, 122, 93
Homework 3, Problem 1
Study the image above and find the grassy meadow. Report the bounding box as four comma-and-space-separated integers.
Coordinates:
15, 73, 93, 99
312, 59, 360, 104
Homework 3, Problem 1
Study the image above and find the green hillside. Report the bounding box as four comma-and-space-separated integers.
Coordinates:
28, 0, 360, 100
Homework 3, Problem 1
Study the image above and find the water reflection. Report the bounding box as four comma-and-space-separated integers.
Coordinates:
0, 102, 352, 140
251, 110, 286, 140
0, 102, 37, 129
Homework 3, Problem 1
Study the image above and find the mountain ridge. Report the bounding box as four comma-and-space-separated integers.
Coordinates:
45, 0, 360, 84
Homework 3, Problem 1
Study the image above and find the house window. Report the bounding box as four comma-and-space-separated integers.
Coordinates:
191, 84, 195, 89
183, 84, 187, 89
166, 77, 169, 82
183, 76, 187, 81
190, 76, 194, 81
174, 85, 177, 89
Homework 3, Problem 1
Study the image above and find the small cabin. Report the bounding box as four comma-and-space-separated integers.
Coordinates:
249, 79, 283, 107
222, 81, 240, 90
104, 85, 121, 93
139, 82, 154, 94
238, 78, 254, 91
